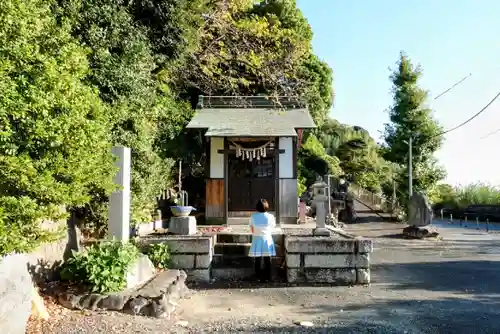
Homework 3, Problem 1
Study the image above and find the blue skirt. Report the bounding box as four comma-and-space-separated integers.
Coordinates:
249, 235, 276, 257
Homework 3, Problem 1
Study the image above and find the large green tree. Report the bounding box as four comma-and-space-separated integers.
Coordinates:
0, 0, 116, 253
382, 52, 445, 201
55, 0, 193, 234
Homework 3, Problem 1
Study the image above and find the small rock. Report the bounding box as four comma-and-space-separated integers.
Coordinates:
176, 321, 189, 327
299, 321, 314, 327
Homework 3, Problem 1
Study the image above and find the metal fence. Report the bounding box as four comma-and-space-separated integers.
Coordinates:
323, 175, 403, 220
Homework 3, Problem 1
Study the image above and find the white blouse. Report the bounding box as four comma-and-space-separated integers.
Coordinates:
250, 212, 276, 237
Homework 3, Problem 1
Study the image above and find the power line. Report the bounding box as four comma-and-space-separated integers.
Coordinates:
433, 73, 472, 101
433, 90, 500, 138
481, 127, 500, 140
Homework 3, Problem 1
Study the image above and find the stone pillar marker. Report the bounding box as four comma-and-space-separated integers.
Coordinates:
311, 178, 331, 236
299, 201, 306, 224
108, 146, 131, 242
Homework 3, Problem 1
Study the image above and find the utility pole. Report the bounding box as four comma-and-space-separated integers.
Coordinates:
408, 135, 413, 199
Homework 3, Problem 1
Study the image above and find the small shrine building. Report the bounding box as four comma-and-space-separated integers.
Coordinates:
186, 96, 316, 224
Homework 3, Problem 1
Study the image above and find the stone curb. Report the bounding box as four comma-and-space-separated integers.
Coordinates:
58, 269, 190, 318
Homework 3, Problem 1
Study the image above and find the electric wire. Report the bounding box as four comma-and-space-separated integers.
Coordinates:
481, 127, 500, 140
433, 90, 500, 138
433, 73, 472, 101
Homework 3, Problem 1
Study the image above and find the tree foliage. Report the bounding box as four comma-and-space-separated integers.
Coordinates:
382, 52, 446, 202
55, 0, 193, 233
0, 0, 116, 253
316, 120, 392, 193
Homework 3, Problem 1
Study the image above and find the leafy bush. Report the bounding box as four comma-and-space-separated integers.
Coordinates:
0, 0, 116, 253
60, 241, 140, 293
144, 243, 171, 269
0, 197, 65, 256
433, 183, 500, 209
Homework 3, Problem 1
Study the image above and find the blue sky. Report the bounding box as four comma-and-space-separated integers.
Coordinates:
297, 0, 500, 186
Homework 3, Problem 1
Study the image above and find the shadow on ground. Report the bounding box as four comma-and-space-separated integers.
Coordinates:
372, 259, 500, 296
217, 296, 500, 333
187, 280, 346, 291
277, 297, 500, 333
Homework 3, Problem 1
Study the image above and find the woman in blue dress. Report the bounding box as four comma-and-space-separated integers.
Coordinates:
249, 198, 276, 282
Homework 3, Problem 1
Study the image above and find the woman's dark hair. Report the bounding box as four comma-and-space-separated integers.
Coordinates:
256, 199, 269, 213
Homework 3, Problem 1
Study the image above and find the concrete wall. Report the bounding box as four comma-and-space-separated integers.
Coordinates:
285, 236, 373, 285
143, 235, 215, 282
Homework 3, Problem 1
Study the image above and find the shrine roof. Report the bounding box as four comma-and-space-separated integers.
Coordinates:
186, 96, 316, 137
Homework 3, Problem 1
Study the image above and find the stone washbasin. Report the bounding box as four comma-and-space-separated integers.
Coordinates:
170, 206, 196, 217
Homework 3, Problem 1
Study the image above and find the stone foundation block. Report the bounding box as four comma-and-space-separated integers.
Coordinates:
358, 239, 373, 253
357, 268, 370, 284
195, 254, 212, 269
304, 253, 369, 268
285, 236, 355, 253
169, 216, 197, 235
169, 254, 195, 269
145, 236, 213, 254
185, 269, 210, 282
212, 267, 254, 281
286, 254, 301, 268
287, 268, 356, 284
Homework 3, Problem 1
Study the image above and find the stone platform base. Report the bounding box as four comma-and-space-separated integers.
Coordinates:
285, 236, 373, 285
170, 216, 197, 235
138, 230, 373, 286
58, 269, 189, 318
287, 268, 370, 285
402, 225, 439, 239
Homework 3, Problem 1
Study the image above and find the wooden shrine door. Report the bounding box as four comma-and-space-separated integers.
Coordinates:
228, 155, 275, 211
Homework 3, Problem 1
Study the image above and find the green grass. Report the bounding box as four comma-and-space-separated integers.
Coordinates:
442, 183, 500, 209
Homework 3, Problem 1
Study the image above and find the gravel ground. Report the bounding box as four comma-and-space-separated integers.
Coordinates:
29, 213, 500, 334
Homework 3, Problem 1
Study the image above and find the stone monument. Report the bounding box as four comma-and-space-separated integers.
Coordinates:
108, 146, 131, 242
311, 179, 331, 236
403, 191, 438, 239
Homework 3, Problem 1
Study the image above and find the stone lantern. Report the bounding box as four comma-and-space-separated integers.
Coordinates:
310, 178, 331, 236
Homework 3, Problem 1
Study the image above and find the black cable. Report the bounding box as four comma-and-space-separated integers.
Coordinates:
433, 73, 472, 101
481, 127, 500, 140
432, 90, 500, 138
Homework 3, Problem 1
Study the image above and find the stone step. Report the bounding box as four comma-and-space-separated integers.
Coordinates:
214, 242, 250, 256
227, 217, 251, 225
216, 233, 284, 244
211, 267, 254, 280
212, 254, 254, 267
211, 260, 286, 281
214, 243, 284, 257
212, 255, 284, 267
